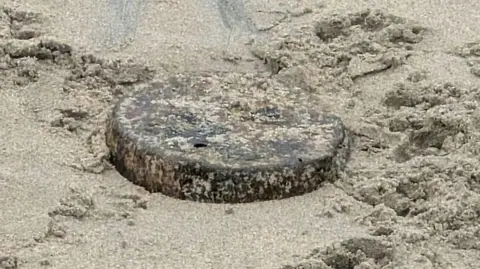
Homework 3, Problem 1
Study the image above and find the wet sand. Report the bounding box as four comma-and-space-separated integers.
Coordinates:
1, 0, 479, 268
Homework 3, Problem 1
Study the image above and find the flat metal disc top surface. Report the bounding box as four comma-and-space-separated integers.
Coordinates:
106, 73, 349, 203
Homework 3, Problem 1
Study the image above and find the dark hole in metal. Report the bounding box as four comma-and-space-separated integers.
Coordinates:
298, 158, 303, 162
194, 143, 208, 148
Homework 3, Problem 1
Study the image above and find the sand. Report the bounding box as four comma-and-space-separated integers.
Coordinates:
0, 0, 479, 268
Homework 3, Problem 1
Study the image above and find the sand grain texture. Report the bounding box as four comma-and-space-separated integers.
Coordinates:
0, 0, 480, 268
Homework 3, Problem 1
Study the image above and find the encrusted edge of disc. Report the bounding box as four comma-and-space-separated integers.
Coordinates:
105, 78, 352, 203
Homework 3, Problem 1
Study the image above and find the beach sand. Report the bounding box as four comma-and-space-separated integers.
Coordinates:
0, 0, 479, 268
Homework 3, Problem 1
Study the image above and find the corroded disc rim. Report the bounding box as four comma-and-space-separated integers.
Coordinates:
106, 72, 351, 203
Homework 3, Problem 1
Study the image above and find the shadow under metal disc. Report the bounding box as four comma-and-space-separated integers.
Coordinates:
106, 72, 350, 203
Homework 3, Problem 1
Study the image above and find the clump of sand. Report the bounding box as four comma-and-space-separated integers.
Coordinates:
248, 8, 480, 269
0, 3, 479, 269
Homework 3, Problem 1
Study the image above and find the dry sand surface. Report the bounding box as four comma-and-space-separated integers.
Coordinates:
1, 0, 480, 268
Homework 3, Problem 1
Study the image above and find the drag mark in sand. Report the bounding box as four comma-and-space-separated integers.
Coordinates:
103, 0, 147, 47
216, 0, 256, 33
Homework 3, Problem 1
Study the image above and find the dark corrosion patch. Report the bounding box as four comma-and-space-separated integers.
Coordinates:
105, 72, 350, 203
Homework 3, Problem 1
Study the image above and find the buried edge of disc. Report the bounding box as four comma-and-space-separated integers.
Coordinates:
105, 73, 351, 203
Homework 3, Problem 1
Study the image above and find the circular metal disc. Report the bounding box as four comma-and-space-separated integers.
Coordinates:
106, 72, 350, 203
